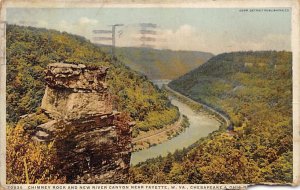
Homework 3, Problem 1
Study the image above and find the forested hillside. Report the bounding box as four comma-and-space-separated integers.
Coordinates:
98, 45, 213, 79
130, 51, 293, 184
6, 25, 179, 137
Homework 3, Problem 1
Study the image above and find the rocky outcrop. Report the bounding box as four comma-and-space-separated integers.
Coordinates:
31, 63, 133, 183
41, 63, 111, 120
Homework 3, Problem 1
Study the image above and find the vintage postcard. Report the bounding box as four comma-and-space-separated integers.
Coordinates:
0, 0, 299, 189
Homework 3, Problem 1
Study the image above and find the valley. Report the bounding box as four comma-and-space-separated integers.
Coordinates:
97, 45, 213, 80
5, 25, 293, 184
131, 86, 221, 166
130, 51, 292, 184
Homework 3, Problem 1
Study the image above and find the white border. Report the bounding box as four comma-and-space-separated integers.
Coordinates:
0, 0, 299, 189
292, 0, 300, 186
2, 0, 298, 8
0, 2, 6, 188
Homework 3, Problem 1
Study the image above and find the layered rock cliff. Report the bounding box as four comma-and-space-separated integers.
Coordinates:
31, 63, 133, 183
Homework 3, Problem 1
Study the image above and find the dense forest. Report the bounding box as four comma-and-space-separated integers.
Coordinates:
130, 51, 293, 184
6, 25, 179, 183
6, 24, 293, 184
6, 24, 179, 137
98, 45, 213, 79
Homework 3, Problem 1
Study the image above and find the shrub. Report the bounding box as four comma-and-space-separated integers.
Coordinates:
6, 124, 66, 184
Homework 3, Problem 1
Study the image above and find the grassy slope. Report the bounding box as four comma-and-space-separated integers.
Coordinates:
131, 51, 292, 184
6, 25, 179, 137
98, 45, 213, 80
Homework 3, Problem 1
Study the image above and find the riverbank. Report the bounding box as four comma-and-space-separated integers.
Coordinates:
131, 93, 220, 165
163, 84, 231, 129
132, 114, 189, 151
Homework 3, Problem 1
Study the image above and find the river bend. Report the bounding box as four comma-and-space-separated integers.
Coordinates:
130, 93, 220, 165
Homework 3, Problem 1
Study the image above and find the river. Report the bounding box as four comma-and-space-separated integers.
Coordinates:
151, 79, 172, 89
130, 83, 221, 166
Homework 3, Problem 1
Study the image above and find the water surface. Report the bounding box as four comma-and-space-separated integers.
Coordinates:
130, 96, 220, 165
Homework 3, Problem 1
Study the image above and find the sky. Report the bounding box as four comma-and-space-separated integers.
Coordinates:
6, 8, 291, 54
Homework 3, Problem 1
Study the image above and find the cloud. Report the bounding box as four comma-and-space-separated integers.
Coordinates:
78, 17, 98, 25
14, 19, 48, 28
114, 24, 290, 54
220, 33, 291, 54
57, 20, 72, 33
263, 34, 291, 50
157, 24, 204, 51
117, 24, 205, 51
12, 18, 289, 54
37, 20, 48, 28
152, 26, 291, 54
55, 17, 101, 40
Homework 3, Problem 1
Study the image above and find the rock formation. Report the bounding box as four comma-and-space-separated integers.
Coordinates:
32, 63, 133, 183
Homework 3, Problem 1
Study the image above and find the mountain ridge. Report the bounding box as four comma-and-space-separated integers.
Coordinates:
131, 51, 293, 184
96, 44, 214, 80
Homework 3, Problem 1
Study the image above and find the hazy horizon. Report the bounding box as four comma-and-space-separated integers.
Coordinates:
6, 8, 291, 54
94, 42, 292, 55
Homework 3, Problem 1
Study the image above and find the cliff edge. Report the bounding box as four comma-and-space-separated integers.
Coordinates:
30, 63, 133, 183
